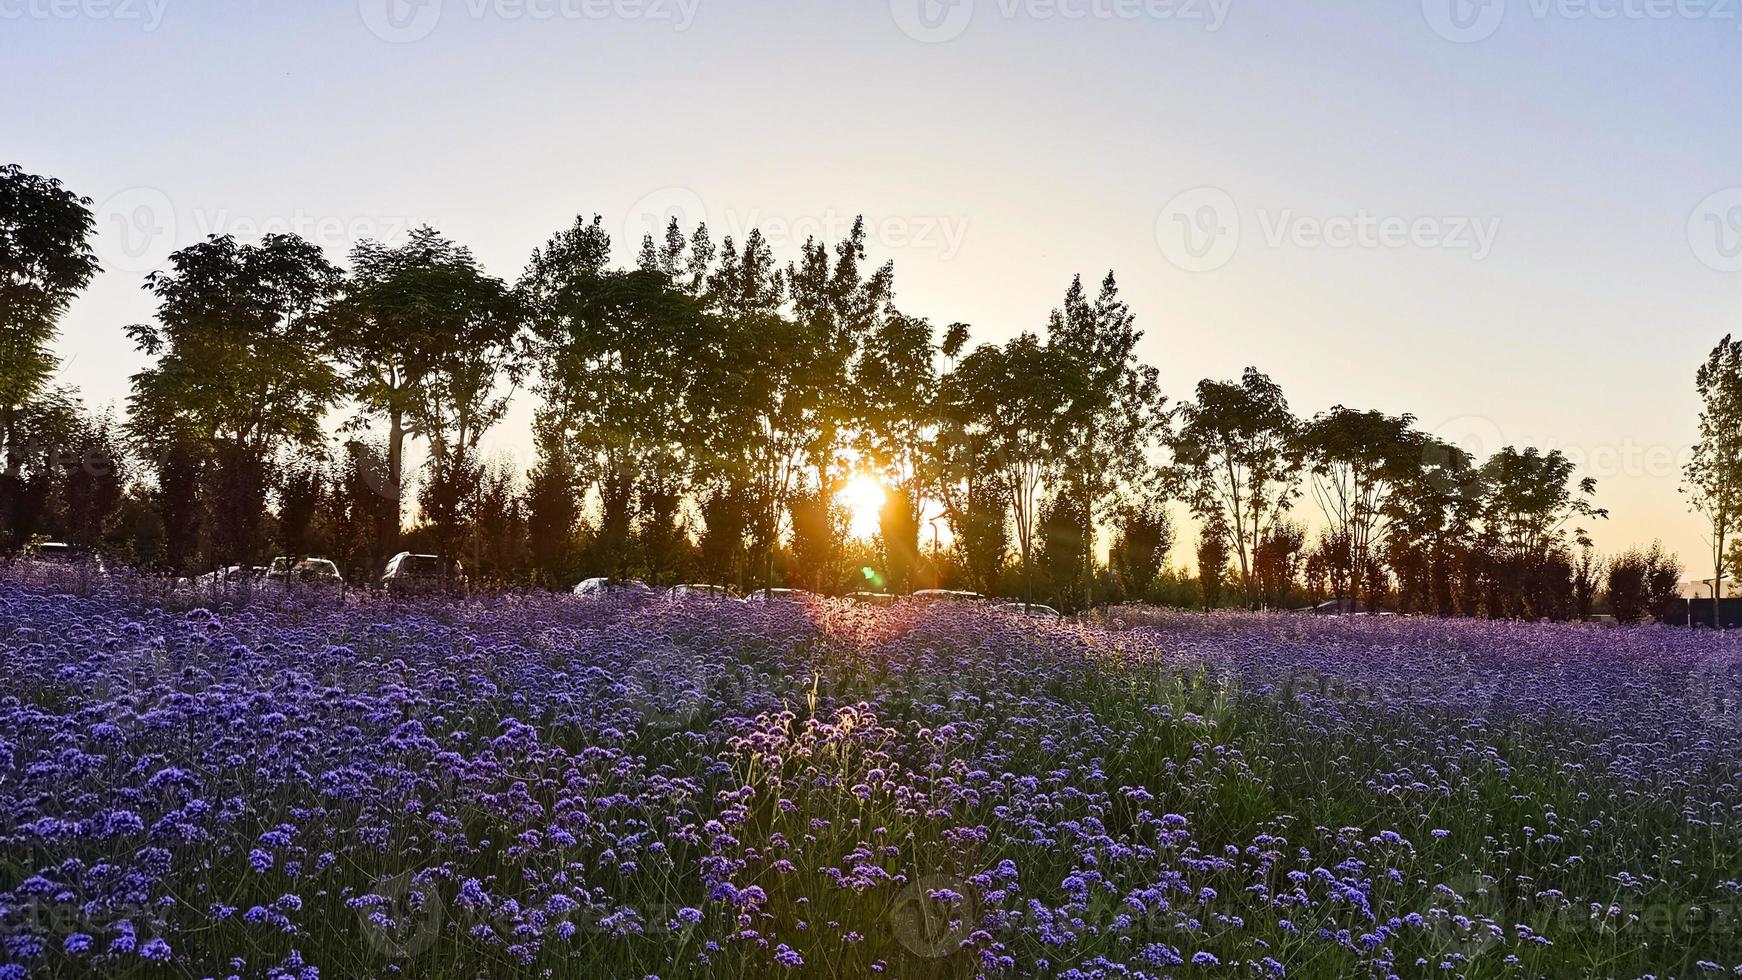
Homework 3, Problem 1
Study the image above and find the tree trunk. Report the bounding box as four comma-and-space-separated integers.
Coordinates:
1079, 480, 1094, 612
1715, 523, 1725, 629
387, 409, 405, 553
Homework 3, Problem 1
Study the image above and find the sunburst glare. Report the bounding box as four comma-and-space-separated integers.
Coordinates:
837, 473, 887, 542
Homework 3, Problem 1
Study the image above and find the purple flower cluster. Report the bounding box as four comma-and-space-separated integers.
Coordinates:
0, 582, 1739, 978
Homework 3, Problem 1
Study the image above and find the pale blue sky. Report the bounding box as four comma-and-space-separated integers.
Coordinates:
7, 0, 1741, 569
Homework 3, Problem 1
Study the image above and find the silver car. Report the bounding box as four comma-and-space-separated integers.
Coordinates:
267, 557, 344, 590
381, 552, 467, 596
993, 601, 1064, 621
667, 584, 740, 602
572, 577, 654, 599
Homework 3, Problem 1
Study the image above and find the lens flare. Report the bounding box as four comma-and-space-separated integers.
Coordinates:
838, 474, 887, 541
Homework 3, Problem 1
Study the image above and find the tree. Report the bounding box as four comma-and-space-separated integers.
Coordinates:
1684, 335, 1742, 627
403, 242, 523, 560
0, 164, 99, 458
1169, 368, 1300, 608
417, 445, 482, 562
1571, 544, 1601, 622
1478, 446, 1605, 617
1047, 272, 1168, 608
334, 439, 396, 582
276, 455, 328, 560
1109, 498, 1173, 602
1035, 492, 1090, 610
693, 229, 804, 585
787, 217, 894, 495
697, 486, 751, 587
787, 488, 847, 593
1385, 437, 1478, 616
335, 227, 507, 550
126, 233, 341, 566
957, 477, 1010, 596
470, 456, 526, 583
635, 469, 689, 586
0, 390, 125, 553
1196, 516, 1231, 610
153, 436, 204, 574
856, 308, 938, 592
943, 333, 1067, 600
1298, 407, 1422, 608
524, 215, 706, 580
1609, 543, 1682, 624
524, 414, 583, 586
1253, 522, 1307, 610
876, 489, 923, 594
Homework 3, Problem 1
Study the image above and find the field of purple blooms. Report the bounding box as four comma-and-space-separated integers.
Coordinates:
2, 578, 1741, 979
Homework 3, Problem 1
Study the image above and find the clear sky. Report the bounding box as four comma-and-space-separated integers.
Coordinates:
7, 0, 1740, 571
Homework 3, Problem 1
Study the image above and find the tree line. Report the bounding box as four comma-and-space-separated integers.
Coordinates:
0, 162, 1706, 619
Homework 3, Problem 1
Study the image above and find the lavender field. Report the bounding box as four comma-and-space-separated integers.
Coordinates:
1, 581, 1740, 979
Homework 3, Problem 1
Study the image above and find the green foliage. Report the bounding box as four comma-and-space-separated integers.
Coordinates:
786, 489, 847, 593
523, 417, 583, 586
1170, 368, 1300, 607
876, 489, 922, 595
335, 227, 507, 541
1684, 334, 1742, 625
0, 164, 98, 435
127, 233, 340, 452
1109, 498, 1173, 602
1253, 522, 1307, 610
1046, 273, 1169, 607
942, 332, 1068, 579
1608, 542, 1683, 623
1197, 516, 1232, 610
1298, 406, 1425, 605
1035, 492, 1089, 609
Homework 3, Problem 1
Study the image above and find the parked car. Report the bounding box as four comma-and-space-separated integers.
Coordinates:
1306, 598, 1368, 616
572, 577, 654, 599
667, 584, 739, 602
26, 542, 79, 564
191, 564, 268, 589
993, 601, 1064, 621
17, 541, 106, 578
744, 588, 812, 604
907, 589, 986, 605
381, 553, 467, 596
845, 591, 897, 606
266, 557, 344, 590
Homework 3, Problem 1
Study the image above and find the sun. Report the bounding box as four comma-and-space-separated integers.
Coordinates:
837, 473, 888, 541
